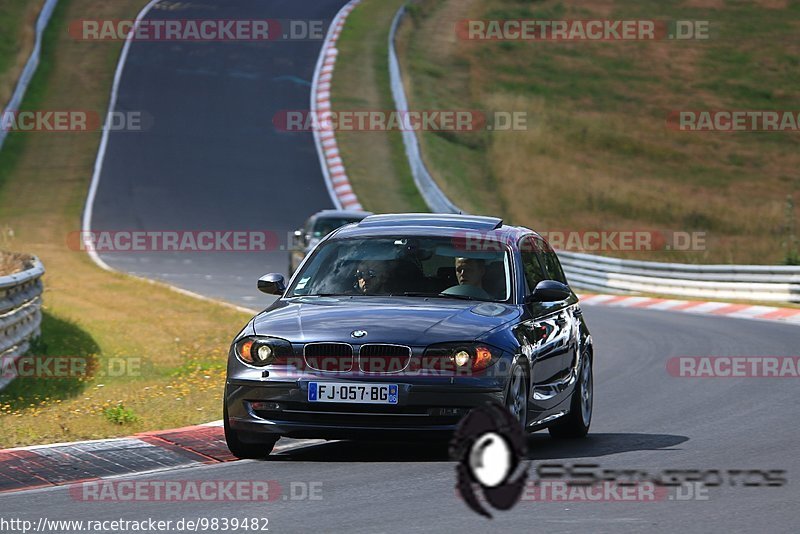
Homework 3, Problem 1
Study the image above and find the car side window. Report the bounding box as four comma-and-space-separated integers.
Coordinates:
520, 236, 547, 293
534, 237, 568, 284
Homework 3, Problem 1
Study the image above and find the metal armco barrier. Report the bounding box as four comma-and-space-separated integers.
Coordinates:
0, 0, 60, 152
0, 257, 45, 390
388, 6, 460, 215
386, 5, 800, 303
558, 251, 800, 302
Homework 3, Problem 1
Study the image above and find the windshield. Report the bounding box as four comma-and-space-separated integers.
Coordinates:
288, 236, 512, 302
312, 217, 364, 238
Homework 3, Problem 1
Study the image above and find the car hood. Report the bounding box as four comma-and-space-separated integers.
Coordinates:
252, 297, 520, 346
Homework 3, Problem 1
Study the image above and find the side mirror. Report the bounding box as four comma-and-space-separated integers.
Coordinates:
258, 273, 286, 295
526, 280, 571, 303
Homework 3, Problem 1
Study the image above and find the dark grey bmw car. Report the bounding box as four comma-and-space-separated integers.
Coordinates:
224, 214, 594, 458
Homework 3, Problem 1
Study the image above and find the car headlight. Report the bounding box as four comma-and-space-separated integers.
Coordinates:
422, 343, 500, 373
235, 336, 293, 367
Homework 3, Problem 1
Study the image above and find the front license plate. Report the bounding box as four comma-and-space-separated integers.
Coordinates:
308, 382, 398, 404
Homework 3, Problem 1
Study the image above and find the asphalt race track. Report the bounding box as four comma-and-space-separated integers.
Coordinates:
89, 0, 343, 309
8, 1, 798, 533
4, 306, 799, 532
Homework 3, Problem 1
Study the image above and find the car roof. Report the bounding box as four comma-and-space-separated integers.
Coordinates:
312, 209, 373, 219
359, 213, 503, 230
331, 213, 535, 243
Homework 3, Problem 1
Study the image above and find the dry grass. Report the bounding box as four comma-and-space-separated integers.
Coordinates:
0, 0, 44, 109
394, 0, 800, 264
0, 250, 27, 276
0, 0, 250, 448
396, 0, 508, 217
331, 0, 427, 213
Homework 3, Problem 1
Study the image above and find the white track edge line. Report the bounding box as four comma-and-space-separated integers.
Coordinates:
78, 0, 257, 317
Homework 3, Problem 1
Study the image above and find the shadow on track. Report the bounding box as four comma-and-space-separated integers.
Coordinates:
526, 432, 689, 460
268, 439, 451, 462
266, 432, 688, 462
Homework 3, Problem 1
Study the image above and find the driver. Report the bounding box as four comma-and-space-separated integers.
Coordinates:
355, 261, 388, 295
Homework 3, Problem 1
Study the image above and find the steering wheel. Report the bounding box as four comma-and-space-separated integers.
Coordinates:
442, 284, 493, 300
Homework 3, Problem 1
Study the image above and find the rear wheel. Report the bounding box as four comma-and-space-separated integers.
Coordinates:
548, 351, 592, 439
223, 392, 279, 459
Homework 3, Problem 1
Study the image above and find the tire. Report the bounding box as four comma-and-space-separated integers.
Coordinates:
223, 392, 279, 459
548, 351, 592, 439
504, 362, 529, 431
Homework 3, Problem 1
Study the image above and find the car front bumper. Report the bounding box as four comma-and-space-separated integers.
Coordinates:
225, 376, 505, 440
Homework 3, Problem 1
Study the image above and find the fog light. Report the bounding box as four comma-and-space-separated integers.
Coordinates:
251, 401, 281, 411
431, 407, 468, 417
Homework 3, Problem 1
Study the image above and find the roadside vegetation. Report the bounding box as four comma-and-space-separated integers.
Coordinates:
330, 0, 427, 213
0, 0, 249, 448
340, 0, 800, 265
0, 0, 44, 109
0, 250, 26, 276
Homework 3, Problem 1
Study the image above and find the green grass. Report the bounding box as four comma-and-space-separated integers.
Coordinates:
330, 0, 427, 213
0, 313, 100, 412
103, 404, 139, 425
0, 0, 251, 448
0, 1, 30, 73
0, 1, 43, 105
386, 0, 800, 264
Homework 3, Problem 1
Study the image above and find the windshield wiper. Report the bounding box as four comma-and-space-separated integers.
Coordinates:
399, 292, 484, 301
294, 293, 344, 298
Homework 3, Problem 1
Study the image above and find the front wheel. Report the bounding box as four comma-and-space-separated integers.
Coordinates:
548, 351, 592, 439
504, 363, 529, 430
223, 392, 279, 459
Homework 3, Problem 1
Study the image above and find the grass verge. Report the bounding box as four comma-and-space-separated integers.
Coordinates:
0, 0, 251, 448
331, 0, 428, 213
354, 0, 800, 264
0, 0, 44, 109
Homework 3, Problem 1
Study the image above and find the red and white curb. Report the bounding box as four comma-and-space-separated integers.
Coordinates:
0, 421, 322, 494
311, 0, 363, 211
579, 293, 800, 325
316, 1, 800, 329
1, 1, 358, 498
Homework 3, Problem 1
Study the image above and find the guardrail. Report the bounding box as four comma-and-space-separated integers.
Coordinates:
386, 5, 800, 304
0, 257, 45, 390
0, 0, 60, 152
388, 6, 460, 215
559, 251, 800, 302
